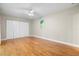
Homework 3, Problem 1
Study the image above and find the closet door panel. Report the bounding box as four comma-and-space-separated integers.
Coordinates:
19, 22, 29, 37
13, 21, 19, 38
6, 20, 14, 39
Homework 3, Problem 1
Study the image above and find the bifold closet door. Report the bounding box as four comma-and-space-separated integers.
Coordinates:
6, 20, 29, 39
18, 21, 29, 37
6, 20, 14, 39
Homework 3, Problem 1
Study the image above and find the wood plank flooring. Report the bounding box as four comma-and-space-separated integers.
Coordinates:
0, 37, 79, 56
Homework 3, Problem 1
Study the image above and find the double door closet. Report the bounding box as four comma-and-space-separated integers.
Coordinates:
6, 20, 29, 39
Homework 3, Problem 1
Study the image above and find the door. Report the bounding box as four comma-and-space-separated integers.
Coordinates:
6, 20, 29, 39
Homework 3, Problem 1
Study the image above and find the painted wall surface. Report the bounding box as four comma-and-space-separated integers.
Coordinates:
1, 17, 6, 39
73, 13, 79, 45
0, 16, 1, 44
31, 5, 79, 45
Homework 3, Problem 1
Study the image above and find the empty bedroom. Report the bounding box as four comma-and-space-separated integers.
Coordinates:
0, 3, 79, 56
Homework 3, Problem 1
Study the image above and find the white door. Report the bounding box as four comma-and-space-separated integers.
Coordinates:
6, 20, 14, 39
19, 21, 29, 37
6, 20, 29, 39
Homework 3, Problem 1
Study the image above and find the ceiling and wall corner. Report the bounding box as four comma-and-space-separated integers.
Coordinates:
0, 3, 78, 20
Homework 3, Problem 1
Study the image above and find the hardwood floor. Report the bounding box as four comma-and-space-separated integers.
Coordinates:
0, 37, 79, 56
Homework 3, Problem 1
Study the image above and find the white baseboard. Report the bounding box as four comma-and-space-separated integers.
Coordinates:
32, 35, 79, 48
1, 36, 32, 41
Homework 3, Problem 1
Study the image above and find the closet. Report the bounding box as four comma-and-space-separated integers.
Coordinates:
6, 20, 29, 39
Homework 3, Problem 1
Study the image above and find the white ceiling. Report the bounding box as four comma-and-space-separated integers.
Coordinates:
0, 3, 78, 19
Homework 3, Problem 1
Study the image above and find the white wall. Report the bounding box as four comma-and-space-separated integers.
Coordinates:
0, 16, 1, 44
1, 16, 6, 39
31, 5, 79, 45
73, 13, 79, 45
